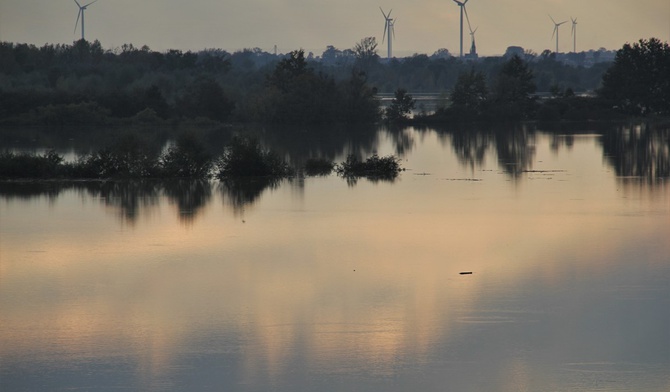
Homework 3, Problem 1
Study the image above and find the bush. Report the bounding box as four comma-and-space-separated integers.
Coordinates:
335, 153, 402, 180
79, 134, 159, 178
215, 136, 293, 179
0, 150, 63, 179
160, 133, 212, 178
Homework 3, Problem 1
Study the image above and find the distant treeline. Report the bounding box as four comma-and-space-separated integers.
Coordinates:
0, 37, 668, 126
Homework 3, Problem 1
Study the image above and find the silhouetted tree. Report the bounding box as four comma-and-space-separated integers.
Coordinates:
385, 88, 415, 122
177, 77, 234, 122
353, 37, 379, 71
268, 49, 309, 92
340, 70, 380, 124
600, 38, 670, 115
491, 55, 536, 119
450, 69, 488, 116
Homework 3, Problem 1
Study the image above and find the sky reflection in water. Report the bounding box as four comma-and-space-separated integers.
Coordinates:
1, 125, 669, 391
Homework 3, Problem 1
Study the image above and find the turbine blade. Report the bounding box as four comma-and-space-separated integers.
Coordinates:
463, 0, 469, 5
549, 14, 556, 24
463, 6, 473, 33
74, 9, 81, 34
392, 23, 395, 40
551, 26, 556, 39
382, 23, 387, 44
74, 0, 82, 7
380, 7, 387, 19
83, 0, 99, 6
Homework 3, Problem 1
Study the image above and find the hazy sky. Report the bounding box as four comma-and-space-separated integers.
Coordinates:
1, 0, 669, 56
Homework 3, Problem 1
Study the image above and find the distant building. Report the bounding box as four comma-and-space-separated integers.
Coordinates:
504, 46, 525, 58
464, 37, 478, 60
430, 48, 452, 60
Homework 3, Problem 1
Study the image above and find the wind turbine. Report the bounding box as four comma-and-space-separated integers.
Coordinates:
571, 17, 578, 53
452, 0, 470, 57
73, 0, 99, 41
549, 15, 567, 53
380, 7, 396, 59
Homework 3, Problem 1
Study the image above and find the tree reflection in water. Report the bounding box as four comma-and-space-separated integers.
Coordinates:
601, 123, 670, 185
448, 123, 537, 178
163, 180, 212, 225
2, 122, 669, 221
84, 181, 161, 224
218, 177, 282, 214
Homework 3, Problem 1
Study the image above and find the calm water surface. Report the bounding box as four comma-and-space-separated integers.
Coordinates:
1, 124, 669, 391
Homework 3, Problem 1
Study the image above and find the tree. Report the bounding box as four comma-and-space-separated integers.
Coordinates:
450, 69, 488, 115
268, 49, 309, 92
354, 37, 378, 59
341, 71, 380, 124
178, 76, 234, 122
353, 37, 379, 70
600, 38, 670, 115
491, 55, 536, 118
493, 55, 535, 102
385, 88, 415, 122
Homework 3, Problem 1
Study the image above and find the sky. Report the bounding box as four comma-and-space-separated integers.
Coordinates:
1, 0, 669, 57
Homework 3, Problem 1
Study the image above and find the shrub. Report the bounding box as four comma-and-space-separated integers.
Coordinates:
0, 150, 63, 179
215, 136, 293, 179
79, 134, 159, 178
160, 132, 212, 178
335, 153, 402, 180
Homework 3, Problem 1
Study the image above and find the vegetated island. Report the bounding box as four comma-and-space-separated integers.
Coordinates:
0, 134, 403, 183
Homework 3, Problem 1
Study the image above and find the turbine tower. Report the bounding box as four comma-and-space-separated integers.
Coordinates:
380, 7, 396, 59
571, 17, 578, 53
73, 0, 99, 41
549, 15, 567, 53
452, 0, 470, 57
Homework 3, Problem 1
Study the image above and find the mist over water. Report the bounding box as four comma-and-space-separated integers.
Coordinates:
1, 123, 669, 391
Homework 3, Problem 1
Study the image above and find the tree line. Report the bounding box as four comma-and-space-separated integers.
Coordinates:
0, 37, 668, 126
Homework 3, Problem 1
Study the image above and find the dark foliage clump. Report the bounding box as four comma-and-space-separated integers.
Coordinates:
251, 49, 380, 125
0, 150, 64, 179
385, 88, 416, 123
215, 136, 293, 179
160, 132, 213, 178
599, 38, 670, 116
76, 134, 159, 178
0, 133, 215, 180
335, 153, 402, 180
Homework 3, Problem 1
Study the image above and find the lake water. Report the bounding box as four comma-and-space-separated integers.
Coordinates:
1, 123, 669, 391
